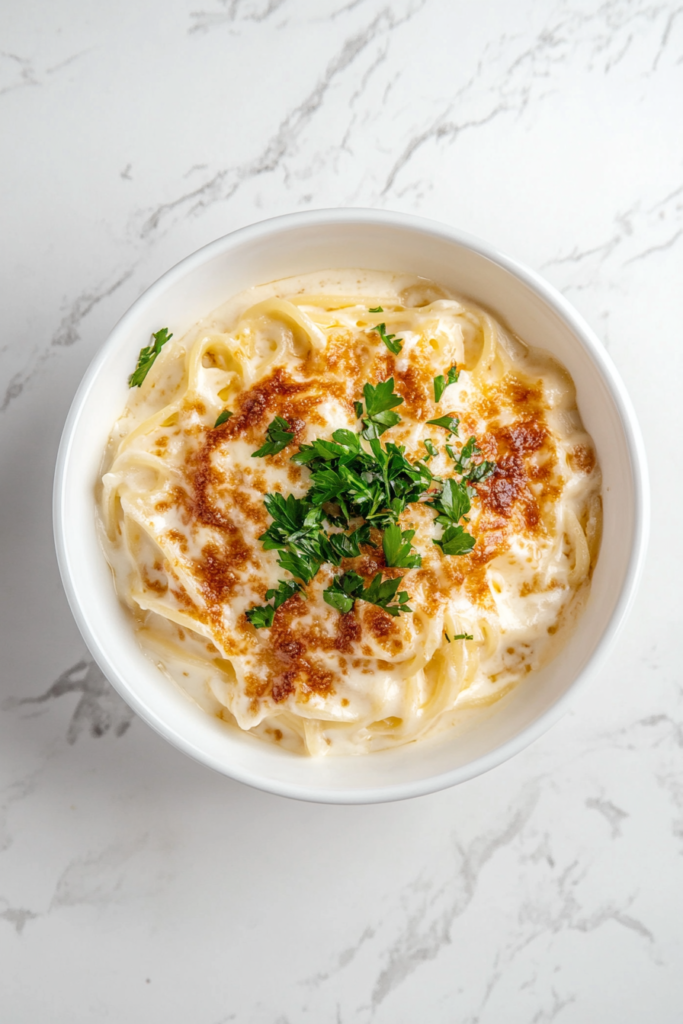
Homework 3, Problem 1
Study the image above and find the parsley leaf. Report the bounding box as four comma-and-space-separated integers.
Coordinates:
251, 416, 295, 458
370, 322, 403, 355
275, 549, 319, 584
354, 400, 363, 419
453, 632, 474, 640
362, 572, 412, 615
426, 414, 460, 435
382, 524, 422, 569
318, 524, 373, 565
245, 579, 304, 629
265, 579, 305, 609
214, 409, 232, 428
361, 378, 404, 439
258, 492, 373, 583
432, 524, 476, 556
245, 604, 275, 629
324, 571, 412, 616
452, 435, 478, 467
259, 493, 323, 548
446, 365, 460, 386
427, 478, 471, 525
422, 439, 438, 460
467, 460, 496, 483
323, 571, 365, 614
129, 328, 173, 388
364, 378, 404, 417
258, 494, 325, 582
433, 365, 459, 403
291, 429, 362, 467
369, 306, 383, 313
447, 435, 496, 482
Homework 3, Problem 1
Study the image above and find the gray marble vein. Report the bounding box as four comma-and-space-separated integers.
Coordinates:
370, 788, 540, 1010
50, 836, 149, 910
138, 0, 427, 238
1, 0, 682, 1020
585, 796, 629, 837
0, 900, 38, 936
4, 658, 134, 744
1, 267, 136, 412
189, 0, 290, 34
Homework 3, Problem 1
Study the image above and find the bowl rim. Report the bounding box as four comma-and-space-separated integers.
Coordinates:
53, 207, 650, 803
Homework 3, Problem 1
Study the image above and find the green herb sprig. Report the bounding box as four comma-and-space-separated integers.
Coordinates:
360, 378, 404, 439
433, 524, 476, 556
252, 416, 295, 458
427, 477, 472, 526
129, 328, 173, 388
214, 409, 233, 428
371, 322, 403, 355
382, 524, 422, 569
446, 435, 496, 483
323, 571, 412, 616
433, 365, 460, 403
257, 492, 373, 584
245, 580, 305, 629
426, 414, 460, 434
244, 370, 495, 625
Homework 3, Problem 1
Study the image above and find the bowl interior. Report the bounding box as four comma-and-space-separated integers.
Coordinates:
54, 212, 647, 802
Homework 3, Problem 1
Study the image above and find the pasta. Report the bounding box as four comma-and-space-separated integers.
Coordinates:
98, 270, 602, 756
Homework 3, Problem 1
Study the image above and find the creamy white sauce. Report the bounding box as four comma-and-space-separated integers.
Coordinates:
98, 270, 602, 756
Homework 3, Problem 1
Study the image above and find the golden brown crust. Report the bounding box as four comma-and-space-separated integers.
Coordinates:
130, 339, 577, 718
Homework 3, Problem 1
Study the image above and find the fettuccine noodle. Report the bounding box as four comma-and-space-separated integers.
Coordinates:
98, 270, 601, 756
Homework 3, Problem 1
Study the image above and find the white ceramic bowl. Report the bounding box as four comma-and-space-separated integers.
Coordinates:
53, 210, 649, 803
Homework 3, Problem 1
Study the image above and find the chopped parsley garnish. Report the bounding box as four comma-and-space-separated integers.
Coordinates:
426, 414, 460, 435
257, 494, 325, 583
251, 416, 295, 458
297, 428, 432, 531
244, 604, 275, 629
323, 572, 362, 614
257, 492, 372, 584
433, 365, 460, 403
214, 409, 233, 428
382, 524, 422, 569
243, 364, 495, 622
245, 579, 305, 628
361, 572, 413, 614
432, 524, 475, 556
427, 477, 472, 526
467, 460, 496, 483
446, 435, 496, 483
370, 322, 403, 355
369, 306, 384, 313
360, 378, 404, 439
445, 629, 474, 641
324, 571, 412, 616
128, 328, 173, 388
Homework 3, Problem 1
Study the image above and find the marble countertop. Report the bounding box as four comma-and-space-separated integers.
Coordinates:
1, 1, 682, 1020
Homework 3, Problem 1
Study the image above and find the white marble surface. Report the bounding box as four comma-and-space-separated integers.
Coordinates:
1, 0, 682, 1019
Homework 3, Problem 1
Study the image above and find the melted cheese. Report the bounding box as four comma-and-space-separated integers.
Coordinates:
98, 270, 602, 756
